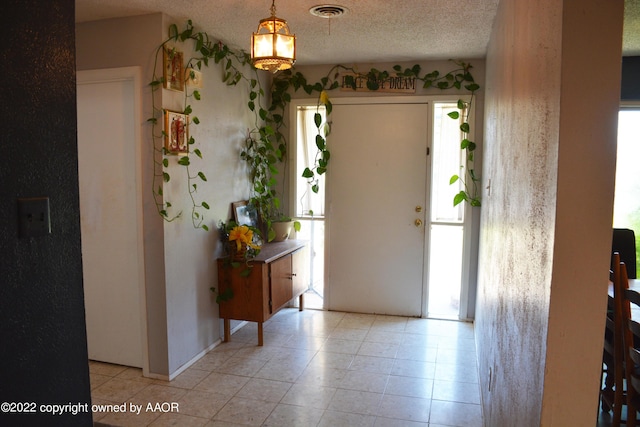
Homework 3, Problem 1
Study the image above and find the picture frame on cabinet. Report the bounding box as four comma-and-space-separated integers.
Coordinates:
232, 201, 258, 228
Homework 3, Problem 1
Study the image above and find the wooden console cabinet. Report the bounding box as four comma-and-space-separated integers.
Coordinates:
216, 240, 307, 346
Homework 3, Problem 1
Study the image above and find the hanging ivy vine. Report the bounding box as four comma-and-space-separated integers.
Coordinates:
149, 21, 481, 232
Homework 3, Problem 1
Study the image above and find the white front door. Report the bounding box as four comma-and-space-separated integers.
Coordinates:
326, 102, 429, 316
77, 68, 146, 368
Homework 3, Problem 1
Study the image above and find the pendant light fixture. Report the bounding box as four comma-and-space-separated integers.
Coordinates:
251, 0, 296, 73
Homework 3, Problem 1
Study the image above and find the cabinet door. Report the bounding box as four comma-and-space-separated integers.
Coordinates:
269, 255, 293, 313
217, 259, 268, 322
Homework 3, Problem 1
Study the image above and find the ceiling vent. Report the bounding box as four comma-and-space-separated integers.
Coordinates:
309, 5, 348, 19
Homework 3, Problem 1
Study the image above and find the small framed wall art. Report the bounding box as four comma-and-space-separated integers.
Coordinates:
163, 46, 184, 92
164, 110, 189, 155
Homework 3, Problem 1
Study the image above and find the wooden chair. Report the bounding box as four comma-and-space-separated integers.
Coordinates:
623, 260, 640, 426
601, 253, 627, 425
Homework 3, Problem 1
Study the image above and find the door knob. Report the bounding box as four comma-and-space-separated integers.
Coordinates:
415, 219, 423, 227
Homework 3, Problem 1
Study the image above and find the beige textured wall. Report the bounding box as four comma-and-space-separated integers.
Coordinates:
476, 0, 623, 425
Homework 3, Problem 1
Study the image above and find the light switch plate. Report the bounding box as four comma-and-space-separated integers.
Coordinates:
18, 197, 51, 237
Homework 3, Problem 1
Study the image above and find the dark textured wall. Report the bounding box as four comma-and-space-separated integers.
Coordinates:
621, 56, 640, 100
0, 1, 92, 426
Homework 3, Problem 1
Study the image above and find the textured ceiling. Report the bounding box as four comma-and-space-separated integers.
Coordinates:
75, 0, 639, 65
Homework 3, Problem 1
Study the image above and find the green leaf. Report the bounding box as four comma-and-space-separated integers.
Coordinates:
314, 113, 322, 128
316, 135, 326, 150
168, 24, 178, 39
178, 156, 190, 166
302, 168, 314, 178
312, 184, 319, 193
198, 172, 207, 181
457, 99, 466, 109
448, 111, 460, 120
160, 209, 168, 217
259, 108, 268, 120
163, 158, 169, 167
192, 116, 200, 124
461, 139, 470, 149
202, 201, 210, 209
184, 105, 193, 115
453, 191, 467, 206
248, 101, 255, 111
194, 148, 202, 158
465, 83, 480, 92
193, 90, 201, 100
450, 175, 460, 185
202, 224, 210, 231
163, 172, 170, 182
460, 122, 470, 133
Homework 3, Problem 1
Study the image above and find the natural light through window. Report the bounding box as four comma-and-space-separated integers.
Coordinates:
613, 109, 640, 268
427, 102, 468, 319
293, 105, 327, 308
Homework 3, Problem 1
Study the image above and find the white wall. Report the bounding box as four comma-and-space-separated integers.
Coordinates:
476, 0, 623, 425
76, 14, 265, 377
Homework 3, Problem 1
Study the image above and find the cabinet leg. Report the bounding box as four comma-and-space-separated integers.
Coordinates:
258, 322, 264, 346
223, 319, 230, 343
299, 293, 304, 311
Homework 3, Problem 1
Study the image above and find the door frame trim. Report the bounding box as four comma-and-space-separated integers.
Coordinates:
289, 95, 475, 318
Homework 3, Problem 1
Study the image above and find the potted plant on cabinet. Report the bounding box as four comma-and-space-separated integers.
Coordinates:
270, 213, 302, 242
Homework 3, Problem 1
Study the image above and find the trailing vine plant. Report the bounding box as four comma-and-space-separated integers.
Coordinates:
275, 62, 482, 207
149, 22, 216, 230
149, 21, 481, 234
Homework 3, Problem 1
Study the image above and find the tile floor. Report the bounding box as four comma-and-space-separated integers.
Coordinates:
90, 308, 482, 426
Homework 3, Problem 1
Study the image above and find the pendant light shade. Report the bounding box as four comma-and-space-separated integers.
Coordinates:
251, 0, 296, 73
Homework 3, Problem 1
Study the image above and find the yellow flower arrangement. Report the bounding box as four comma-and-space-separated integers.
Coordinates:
228, 225, 261, 251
